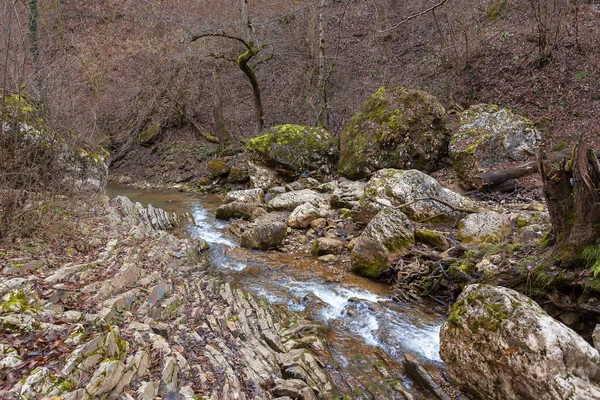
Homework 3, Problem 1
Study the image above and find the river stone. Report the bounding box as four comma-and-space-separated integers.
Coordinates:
457, 211, 513, 245
312, 237, 345, 256
449, 104, 542, 187
247, 124, 338, 176
268, 189, 327, 211
440, 284, 600, 400
248, 161, 279, 189
288, 202, 327, 229
330, 179, 366, 209
226, 188, 264, 204
215, 201, 257, 221
338, 87, 449, 179
353, 169, 473, 225
241, 221, 287, 250
350, 208, 414, 278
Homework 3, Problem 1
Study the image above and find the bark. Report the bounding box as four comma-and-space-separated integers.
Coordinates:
237, 46, 264, 134
28, 0, 42, 97
241, 0, 254, 43
212, 67, 228, 143
538, 136, 600, 263
472, 161, 538, 189
316, 0, 327, 128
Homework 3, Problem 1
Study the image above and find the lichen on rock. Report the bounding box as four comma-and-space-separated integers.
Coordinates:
247, 124, 338, 176
338, 87, 449, 180
441, 284, 600, 400
449, 104, 541, 187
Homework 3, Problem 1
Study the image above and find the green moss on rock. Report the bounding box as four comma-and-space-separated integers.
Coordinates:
138, 123, 161, 146
247, 124, 338, 176
206, 159, 229, 177
338, 87, 449, 179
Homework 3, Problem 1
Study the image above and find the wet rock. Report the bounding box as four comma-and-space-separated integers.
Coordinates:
351, 208, 414, 278
354, 169, 473, 225
457, 211, 512, 245
226, 188, 265, 204
241, 220, 288, 250
215, 201, 257, 221
338, 87, 449, 179
268, 189, 327, 211
449, 104, 541, 187
288, 202, 327, 229
247, 124, 338, 176
86, 359, 125, 397
440, 284, 600, 400
312, 237, 345, 256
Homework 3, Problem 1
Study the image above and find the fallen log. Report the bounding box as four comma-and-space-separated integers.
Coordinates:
471, 161, 537, 189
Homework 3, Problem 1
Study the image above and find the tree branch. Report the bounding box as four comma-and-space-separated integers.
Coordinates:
378, 0, 450, 33
366, 195, 480, 214
186, 31, 252, 50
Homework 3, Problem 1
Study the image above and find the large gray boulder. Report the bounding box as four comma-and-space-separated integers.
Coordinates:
330, 179, 366, 209
225, 188, 264, 204
352, 169, 473, 225
268, 189, 328, 211
440, 284, 600, 400
247, 124, 338, 176
449, 104, 541, 187
457, 211, 513, 245
338, 87, 449, 179
241, 220, 287, 250
350, 209, 414, 278
215, 201, 257, 221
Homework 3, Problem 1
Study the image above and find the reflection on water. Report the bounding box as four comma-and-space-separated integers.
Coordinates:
107, 182, 447, 397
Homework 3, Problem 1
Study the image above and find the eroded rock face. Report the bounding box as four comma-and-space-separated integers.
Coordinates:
353, 169, 473, 225
350, 209, 414, 278
247, 124, 338, 176
338, 87, 449, 180
457, 211, 513, 245
440, 284, 600, 400
449, 104, 541, 187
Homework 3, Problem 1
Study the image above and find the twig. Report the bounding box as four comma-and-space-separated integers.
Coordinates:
366, 195, 480, 214
378, 0, 450, 33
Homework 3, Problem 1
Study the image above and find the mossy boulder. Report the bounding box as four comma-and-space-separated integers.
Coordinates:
457, 211, 513, 245
247, 124, 338, 176
206, 159, 229, 178
440, 284, 600, 399
338, 87, 449, 180
449, 104, 541, 187
352, 169, 474, 225
350, 208, 414, 278
138, 123, 161, 146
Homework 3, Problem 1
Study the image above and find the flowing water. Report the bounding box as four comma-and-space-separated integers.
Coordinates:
107, 183, 448, 399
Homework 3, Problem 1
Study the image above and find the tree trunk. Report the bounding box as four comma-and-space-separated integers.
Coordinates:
212, 67, 228, 144
538, 135, 600, 264
316, 0, 327, 128
241, 0, 254, 43
237, 48, 264, 135
28, 0, 42, 97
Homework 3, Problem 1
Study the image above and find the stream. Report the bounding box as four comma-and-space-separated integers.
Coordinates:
107, 183, 448, 399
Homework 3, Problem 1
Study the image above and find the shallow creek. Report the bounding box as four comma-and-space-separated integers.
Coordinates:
107, 183, 447, 399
